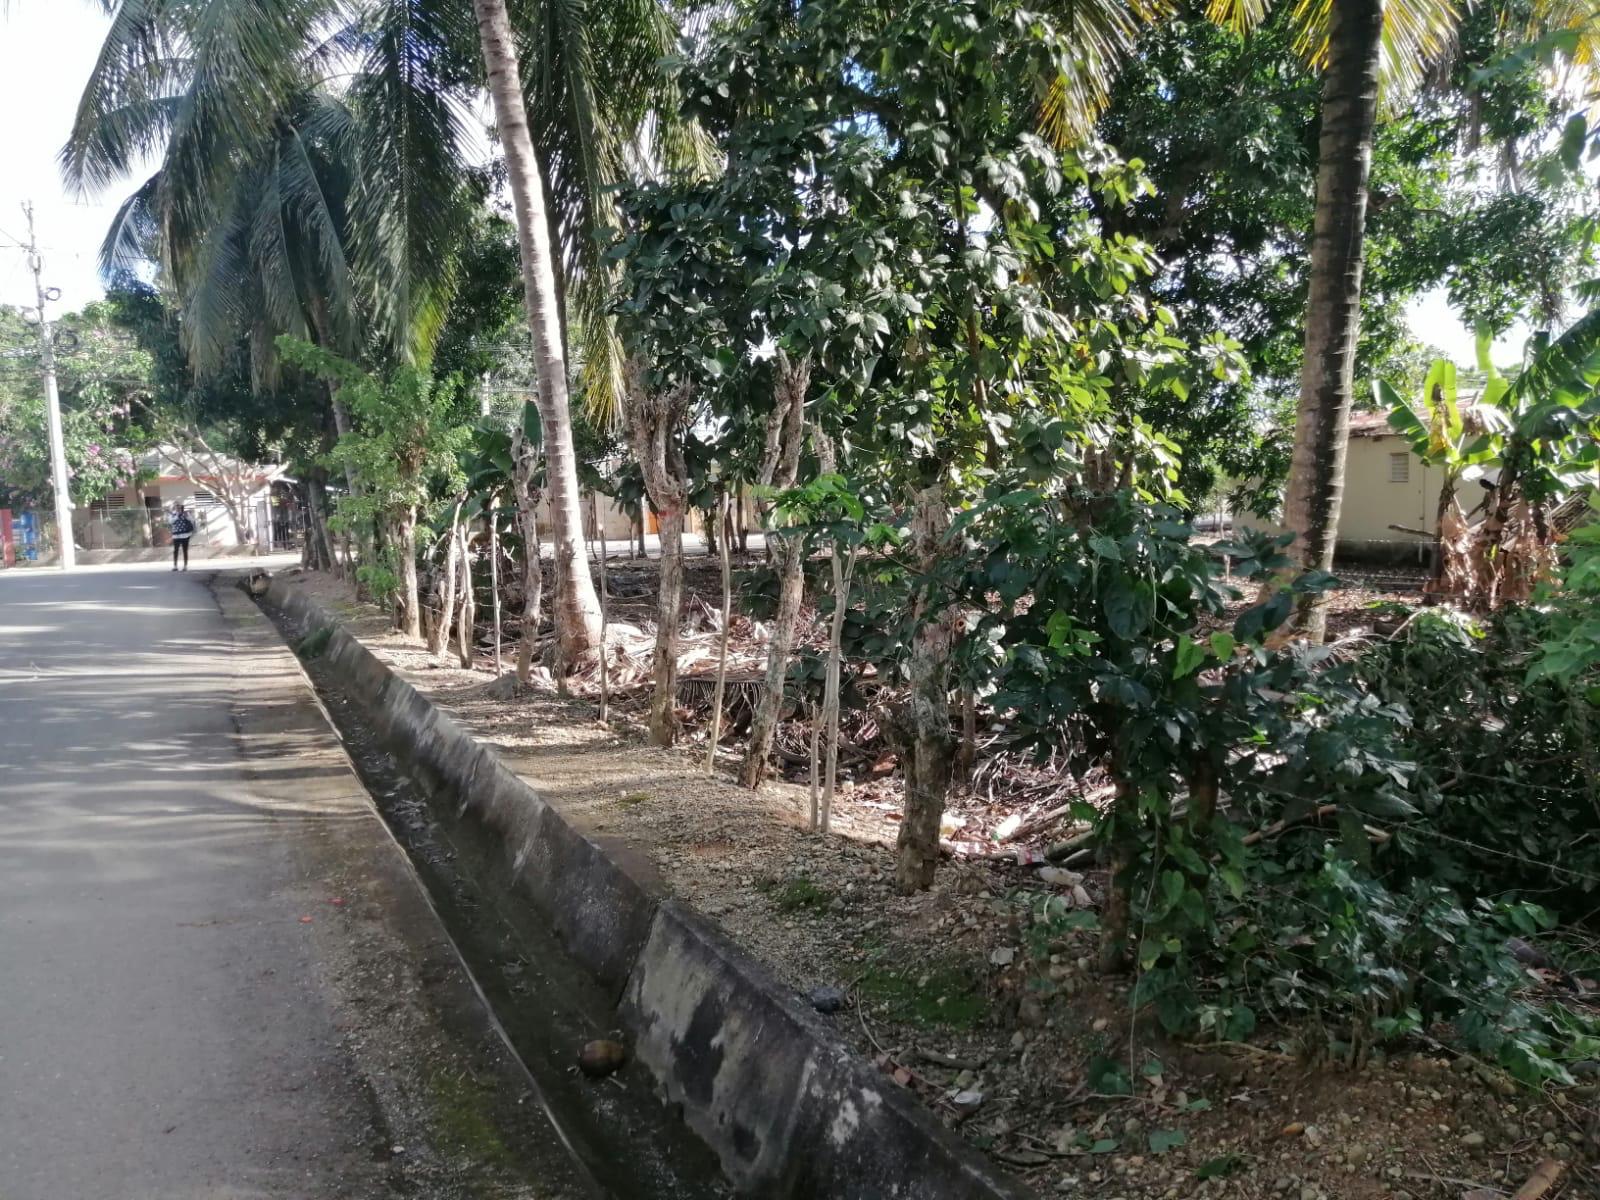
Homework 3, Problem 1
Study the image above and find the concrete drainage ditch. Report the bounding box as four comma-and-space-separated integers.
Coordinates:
257, 573, 1037, 1200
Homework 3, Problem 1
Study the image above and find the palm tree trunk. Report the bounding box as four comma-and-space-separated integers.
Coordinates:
1279, 0, 1385, 642
472, 0, 602, 662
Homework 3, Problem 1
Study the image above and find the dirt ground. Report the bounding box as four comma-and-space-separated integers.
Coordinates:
272, 560, 1600, 1200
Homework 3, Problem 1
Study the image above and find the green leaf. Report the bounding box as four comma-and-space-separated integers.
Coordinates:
1103, 578, 1140, 640
1350, 790, 1419, 820
1209, 632, 1236, 661
1561, 113, 1589, 171
1173, 634, 1207, 679
1088, 533, 1122, 561
1195, 1154, 1243, 1180
1148, 1129, 1187, 1155
1087, 1054, 1132, 1096
1090, 1138, 1120, 1154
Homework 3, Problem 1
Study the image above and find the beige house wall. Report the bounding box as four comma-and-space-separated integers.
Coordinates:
1237, 433, 1450, 563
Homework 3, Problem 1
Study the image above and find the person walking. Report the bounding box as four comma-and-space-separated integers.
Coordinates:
170, 502, 195, 571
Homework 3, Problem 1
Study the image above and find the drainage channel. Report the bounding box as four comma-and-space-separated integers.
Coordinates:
263, 599, 729, 1200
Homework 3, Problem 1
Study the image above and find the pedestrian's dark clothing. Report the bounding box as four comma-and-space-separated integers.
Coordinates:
171, 512, 194, 570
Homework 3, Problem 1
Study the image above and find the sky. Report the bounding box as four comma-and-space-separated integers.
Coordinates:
0, 3, 151, 315
0, 2, 1525, 369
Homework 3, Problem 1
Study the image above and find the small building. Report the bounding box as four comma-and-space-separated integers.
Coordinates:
1237, 411, 1460, 565
76, 446, 290, 556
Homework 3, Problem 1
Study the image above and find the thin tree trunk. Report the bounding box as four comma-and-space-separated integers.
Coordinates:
740, 350, 811, 788
650, 505, 685, 745
708, 488, 733, 773
430, 504, 462, 657
457, 524, 476, 669
742, 535, 805, 787
1278, 0, 1384, 643
621, 364, 691, 746
490, 503, 503, 677
1098, 778, 1137, 975
809, 704, 821, 831
594, 489, 610, 723
397, 506, 422, 639
820, 543, 859, 835
894, 485, 960, 894
511, 428, 545, 682
472, 0, 602, 661
957, 688, 977, 786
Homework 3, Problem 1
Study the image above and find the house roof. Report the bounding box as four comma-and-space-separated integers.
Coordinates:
1349, 410, 1396, 438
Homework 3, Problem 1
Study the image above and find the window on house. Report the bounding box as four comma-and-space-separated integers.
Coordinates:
1389, 452, 1410, 483
89, 495, 126, 517
192, 489, 220, 508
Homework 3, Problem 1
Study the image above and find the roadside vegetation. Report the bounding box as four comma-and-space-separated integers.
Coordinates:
9, 0, 1600, 1193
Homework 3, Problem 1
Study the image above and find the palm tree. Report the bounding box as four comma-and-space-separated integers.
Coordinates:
1276, 0, 1388, 641
65, 2, 473, 381
1199, 0, 1461, 641
64, 0, 699, 660
472, 0, 603, 656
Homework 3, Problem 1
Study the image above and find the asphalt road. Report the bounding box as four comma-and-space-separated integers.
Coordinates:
0, 564, 574, 1200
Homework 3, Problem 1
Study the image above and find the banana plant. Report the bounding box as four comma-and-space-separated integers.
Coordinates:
1379, 342, 1504, 593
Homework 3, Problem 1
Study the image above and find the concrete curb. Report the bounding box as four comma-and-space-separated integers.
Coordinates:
265, 575, 1038, 1200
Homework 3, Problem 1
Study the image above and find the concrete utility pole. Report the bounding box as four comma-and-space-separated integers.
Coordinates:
21, 202, 75, 571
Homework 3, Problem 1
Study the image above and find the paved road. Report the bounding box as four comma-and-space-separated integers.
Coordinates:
0, 565, 574, 1200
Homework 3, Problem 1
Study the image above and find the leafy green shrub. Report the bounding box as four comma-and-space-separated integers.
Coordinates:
1356, 604, 1600, 906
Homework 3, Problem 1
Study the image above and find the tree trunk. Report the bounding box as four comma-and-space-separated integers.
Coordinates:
741, 535, 805, 788
708, 489, 733, 773
472, 0, 602, 661
894, 485, 959, 894
307, 472, 338, 572
820, 543, 858, 834
740, 350, 811, 788
649, 505, 686, 745
1278, 0, 1384, 643
489, 503, 504, 676
594, 488, 610, 723
430, 506, 462, 657
457, 524, 476, 669
134, 483, 153, 547
621, 362, 691, 747
397, 506, 421, 639
510, 428, 545, 682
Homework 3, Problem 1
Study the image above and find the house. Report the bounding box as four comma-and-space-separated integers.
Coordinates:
1236, 410, 1462, 565
76, 446, 291, 556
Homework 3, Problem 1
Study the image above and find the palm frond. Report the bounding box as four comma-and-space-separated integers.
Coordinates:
1287, 0, 1460, 98
340, 0, 478, 363
1039, 1, 1172, 150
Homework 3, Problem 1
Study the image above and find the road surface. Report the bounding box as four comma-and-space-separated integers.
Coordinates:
0, 564, 584, 1200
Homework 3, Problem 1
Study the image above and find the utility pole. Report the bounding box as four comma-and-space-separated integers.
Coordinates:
21, 203, 75, 570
